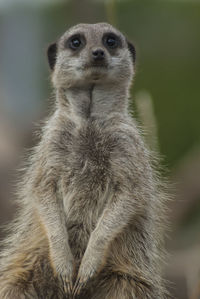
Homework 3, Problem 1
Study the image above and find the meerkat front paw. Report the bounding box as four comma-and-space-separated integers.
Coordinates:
57, 263, 74, 295
73, 250, 102, 296
52, 253, 75, 295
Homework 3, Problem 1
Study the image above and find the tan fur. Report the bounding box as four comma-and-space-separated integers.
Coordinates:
0, 23, 169, 298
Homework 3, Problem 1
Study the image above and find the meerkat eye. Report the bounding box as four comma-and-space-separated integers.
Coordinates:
105, 35, 118, 49
69, 36, 82, 50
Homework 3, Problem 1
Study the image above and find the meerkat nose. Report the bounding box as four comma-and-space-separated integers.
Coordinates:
92, 48, 105, 61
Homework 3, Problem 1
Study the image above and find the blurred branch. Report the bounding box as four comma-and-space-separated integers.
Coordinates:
170, 145, 200, 229
105, 0, 117, 26
191, 280, 200, 299
135, 90, 159, 152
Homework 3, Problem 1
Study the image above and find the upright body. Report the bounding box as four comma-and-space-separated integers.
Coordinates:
0, 23, 168, 298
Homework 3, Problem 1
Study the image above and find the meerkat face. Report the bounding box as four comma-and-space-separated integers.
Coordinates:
47, 23, 136, 88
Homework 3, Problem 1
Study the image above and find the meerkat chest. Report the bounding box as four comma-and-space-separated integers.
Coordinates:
67, 124, 112, 190
60, 123, 114, 232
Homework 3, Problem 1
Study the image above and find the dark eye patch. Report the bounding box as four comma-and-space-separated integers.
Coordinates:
65, 34, 86, 51
70, 37, 81, 49
103, 33, 121, 49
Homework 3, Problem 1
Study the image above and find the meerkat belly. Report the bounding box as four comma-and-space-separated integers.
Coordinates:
63, 125, 111, 258
64, 170, 110, 259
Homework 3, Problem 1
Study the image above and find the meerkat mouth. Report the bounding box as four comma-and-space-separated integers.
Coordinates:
84, 62, 109, 70
89, 66, 108, 71
84, 65, 109, 81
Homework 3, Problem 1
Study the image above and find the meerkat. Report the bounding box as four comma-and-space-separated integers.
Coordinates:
0, 23, 168, 299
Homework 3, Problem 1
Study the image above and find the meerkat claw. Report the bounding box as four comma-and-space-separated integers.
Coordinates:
73, 277, 86, 296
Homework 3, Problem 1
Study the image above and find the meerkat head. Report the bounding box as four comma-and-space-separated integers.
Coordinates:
47, 23, 136, 89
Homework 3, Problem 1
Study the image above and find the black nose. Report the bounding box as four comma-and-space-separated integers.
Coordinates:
92, 49, 105, 61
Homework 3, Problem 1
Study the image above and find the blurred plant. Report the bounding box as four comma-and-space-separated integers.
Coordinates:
135, 90, 159, 152
105, 0, 117, 26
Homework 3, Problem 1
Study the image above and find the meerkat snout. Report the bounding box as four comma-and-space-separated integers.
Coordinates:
92, 48, 105, 61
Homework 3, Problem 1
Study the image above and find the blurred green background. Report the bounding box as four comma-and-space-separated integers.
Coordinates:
0, 0, 200, 298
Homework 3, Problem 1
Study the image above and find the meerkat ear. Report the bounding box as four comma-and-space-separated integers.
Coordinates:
47, 42, 57, 70
127, 41, 136, 64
